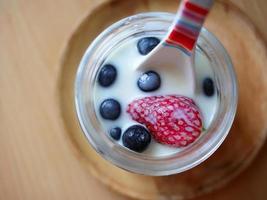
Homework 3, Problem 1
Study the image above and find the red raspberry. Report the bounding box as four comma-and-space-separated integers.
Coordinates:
127, 95, 203, 147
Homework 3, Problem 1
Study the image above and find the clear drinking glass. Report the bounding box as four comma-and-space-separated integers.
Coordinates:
75, 12, 238, 176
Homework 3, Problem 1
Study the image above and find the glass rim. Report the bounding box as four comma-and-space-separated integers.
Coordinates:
75, 12, 238, 175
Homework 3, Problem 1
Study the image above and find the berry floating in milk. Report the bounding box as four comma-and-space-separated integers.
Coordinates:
137, 71, 161, 92
127, 95, 202, 147
99, 99, 121, 120
98, 64, 117, 87
137, 37, 160, 55
109, 127, 122, 141
94, 36, 217, 154
122, 125, 151, 152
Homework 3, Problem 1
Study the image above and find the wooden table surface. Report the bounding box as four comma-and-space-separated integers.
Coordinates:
1, 0, 267, 199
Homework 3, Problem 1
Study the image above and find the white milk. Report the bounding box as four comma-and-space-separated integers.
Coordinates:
93, 36, 218, 156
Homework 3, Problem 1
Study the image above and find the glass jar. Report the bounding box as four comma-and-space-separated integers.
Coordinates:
75, 12, 238, 176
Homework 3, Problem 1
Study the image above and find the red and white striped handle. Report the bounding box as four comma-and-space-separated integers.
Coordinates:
165, 0, 213, 54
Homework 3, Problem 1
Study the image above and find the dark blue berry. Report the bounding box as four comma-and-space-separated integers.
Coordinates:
203, 77, 215, 97
109, 127, 121, 140
98, 64, 117, 87
137, 37, 160, 55
122, 125, 151, 152
99, 99, 121, 120
137, 71, 161, 92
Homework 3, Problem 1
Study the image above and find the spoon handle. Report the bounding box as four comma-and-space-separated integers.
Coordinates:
165, 0, 213, 54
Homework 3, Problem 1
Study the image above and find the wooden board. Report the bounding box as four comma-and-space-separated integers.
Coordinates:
1, 0, 267, 199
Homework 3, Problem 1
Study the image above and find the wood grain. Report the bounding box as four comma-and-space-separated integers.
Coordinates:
0, 0, 267, 200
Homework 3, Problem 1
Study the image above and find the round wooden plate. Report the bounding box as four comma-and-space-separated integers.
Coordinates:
58, 0, 267, 199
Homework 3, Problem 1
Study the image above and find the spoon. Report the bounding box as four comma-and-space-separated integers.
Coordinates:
136, 0, 214, 97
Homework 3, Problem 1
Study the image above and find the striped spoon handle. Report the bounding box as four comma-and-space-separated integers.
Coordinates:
165, 0, 214, 54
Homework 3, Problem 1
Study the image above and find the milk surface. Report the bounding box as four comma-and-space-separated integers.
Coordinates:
93, 36, 218, 156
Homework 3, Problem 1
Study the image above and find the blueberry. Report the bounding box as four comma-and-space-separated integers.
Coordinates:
99, 99, 121, 120
98, 64, 117, 87
203, 77, 215, 97
137, 37, 160, 55
137, 71, 161, 92
109, 127, 121, 140
122, 125, 151, 152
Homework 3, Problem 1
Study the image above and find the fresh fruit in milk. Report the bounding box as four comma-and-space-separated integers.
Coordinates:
137, 37, 160, 55
109, 127, 122, 141
95, 36, 217, 154
127, 95, 202, 147
122, 125, 151, 152
99, 98, 121, 120
203, 77, 215, 97
98, 64, 117, 87
137, 71, 161, 92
